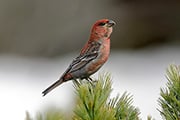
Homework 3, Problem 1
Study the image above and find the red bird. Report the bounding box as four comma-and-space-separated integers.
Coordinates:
42, 19, 115, 96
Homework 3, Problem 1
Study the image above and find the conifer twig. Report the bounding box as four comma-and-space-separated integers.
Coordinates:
73, 73, 140, 120
158, 64, 180, 120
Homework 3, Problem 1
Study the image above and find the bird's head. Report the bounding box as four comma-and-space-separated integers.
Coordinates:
90, 19, 116, 40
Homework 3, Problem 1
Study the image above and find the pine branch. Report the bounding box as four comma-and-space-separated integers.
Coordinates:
158, 64, 180, 120
26, 111, 33, 120
25, 108, 65, 120
147, 115, 155, 120
108, 92, 140, 120
73, 73, 116, 120
73, 73, 140, 120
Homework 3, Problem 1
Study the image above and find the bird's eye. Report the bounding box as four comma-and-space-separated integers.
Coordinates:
98, 22, 106, 26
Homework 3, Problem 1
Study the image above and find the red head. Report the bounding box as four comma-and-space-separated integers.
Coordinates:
90, 19, 116, 41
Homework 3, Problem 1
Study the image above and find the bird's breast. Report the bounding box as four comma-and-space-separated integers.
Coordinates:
86, 39, 110, 74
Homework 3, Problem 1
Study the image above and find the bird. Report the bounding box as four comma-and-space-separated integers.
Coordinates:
42, 19, 115, 96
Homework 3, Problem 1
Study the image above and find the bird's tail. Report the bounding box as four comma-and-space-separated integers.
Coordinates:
42, 78, 64, 96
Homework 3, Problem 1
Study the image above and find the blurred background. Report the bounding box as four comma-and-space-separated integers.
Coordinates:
0, 0, 180, 119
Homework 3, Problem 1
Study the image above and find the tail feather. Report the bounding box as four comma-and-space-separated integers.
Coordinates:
42, 79, 64, 96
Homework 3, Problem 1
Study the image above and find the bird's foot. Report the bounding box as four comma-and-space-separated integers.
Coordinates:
85, 77, 98, 87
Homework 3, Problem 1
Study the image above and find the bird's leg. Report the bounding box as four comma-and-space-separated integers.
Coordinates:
85, 77, 94, 82
74, 79, 81, 87
87, 77, 93, 82
88, 77, 98, 83
85, 77, 97, 87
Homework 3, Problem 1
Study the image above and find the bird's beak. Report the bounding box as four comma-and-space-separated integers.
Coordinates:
107, 20, 116, 27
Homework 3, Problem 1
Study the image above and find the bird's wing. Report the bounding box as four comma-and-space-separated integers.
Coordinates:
67, 41, 101, 73
42, 42, 101, 96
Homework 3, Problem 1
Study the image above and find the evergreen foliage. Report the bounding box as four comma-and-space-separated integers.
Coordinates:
158, 64, 180, 120
73, 73, 140, 120
25, 108, 64, 120
108, 92, 140, 120
25, 65, 180, 120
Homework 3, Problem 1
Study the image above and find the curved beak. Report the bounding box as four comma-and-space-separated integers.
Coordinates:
107, 20, 116, 27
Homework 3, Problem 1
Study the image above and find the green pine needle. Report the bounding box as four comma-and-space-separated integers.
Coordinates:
158, 64, 180, 120
73, 73, 140, 120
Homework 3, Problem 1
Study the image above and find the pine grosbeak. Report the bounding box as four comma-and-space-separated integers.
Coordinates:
42, 19, 115, 96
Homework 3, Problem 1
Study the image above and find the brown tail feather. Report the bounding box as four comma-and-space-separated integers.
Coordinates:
42, 79, 64, 96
